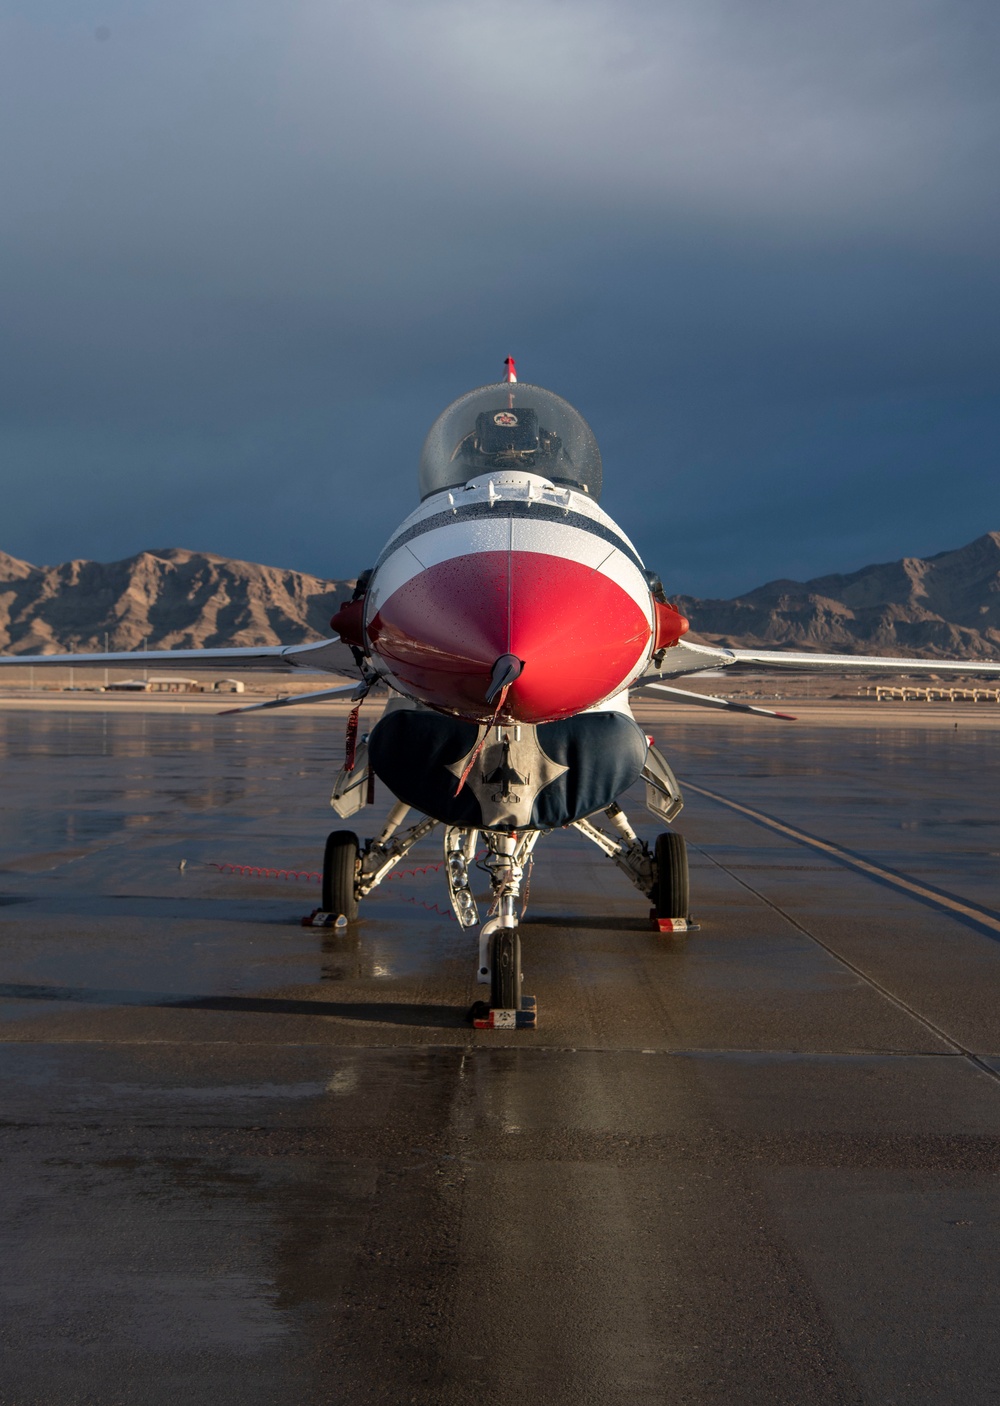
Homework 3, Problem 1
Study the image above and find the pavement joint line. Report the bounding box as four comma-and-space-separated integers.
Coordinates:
0, 1039, 992, 1058
685, 779, 1000, 937
687, 830, 1000, 1088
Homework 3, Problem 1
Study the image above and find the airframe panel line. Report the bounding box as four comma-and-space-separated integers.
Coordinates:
685, 781, 1000, 939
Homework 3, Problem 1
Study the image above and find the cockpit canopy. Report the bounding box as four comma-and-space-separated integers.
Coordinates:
418, 382, 603, 501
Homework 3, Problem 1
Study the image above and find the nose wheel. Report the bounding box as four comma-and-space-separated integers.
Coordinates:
471, 923, 536, 1029
470, 831, 538, 1029
490, 927, 522, 1010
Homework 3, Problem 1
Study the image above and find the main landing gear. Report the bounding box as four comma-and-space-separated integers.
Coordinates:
314, 803, 438, 927
322, 831, 360, 920
653, 831, 690, 929
311, 800, 691, 1031
572, 806, 693, 932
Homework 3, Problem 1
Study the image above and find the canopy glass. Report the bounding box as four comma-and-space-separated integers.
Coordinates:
418, 382, 603, 501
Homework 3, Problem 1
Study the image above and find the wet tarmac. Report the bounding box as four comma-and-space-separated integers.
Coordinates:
2, 701, 1000, 1405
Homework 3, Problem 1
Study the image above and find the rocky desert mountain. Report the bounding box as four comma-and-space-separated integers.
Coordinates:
1, 533, 999, 661
676, 532, 1000, 658
0, 547, 355, 654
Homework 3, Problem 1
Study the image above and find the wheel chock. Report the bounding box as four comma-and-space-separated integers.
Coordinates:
472, 996, 537, 1030
302, 909, 349, 928
649, 910, 700, 934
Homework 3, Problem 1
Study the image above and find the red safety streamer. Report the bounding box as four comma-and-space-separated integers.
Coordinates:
454, 684, 510, 796
344, 703, 360, 772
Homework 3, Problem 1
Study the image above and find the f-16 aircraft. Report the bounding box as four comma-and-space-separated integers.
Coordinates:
5, 359, 1000, 1028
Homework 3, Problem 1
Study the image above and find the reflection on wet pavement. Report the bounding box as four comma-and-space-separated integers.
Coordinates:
2, 706, 1000, 1404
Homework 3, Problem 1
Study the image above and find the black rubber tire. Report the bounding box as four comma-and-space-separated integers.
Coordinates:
654, 832, 689, 920
489, 928, 522, 1010
322, 830, 360, 919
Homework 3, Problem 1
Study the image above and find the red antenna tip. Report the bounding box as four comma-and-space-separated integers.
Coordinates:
504, 356, 517, 384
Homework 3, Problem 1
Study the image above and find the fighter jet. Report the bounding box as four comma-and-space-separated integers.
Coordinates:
4, 359, 999, 1028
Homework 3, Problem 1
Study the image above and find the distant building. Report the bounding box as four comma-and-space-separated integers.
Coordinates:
103, 679, 149, 692
213, 678, 246, 693
146, 677, 202, 693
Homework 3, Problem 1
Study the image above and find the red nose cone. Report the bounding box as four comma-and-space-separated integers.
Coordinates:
368, 551, 651, 723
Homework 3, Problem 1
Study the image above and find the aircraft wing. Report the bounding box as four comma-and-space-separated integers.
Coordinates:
218, 682, 365, 715
643, 639, 1000, 680
639, 681, 796, 719
725, 647, 1000, 676
640, 640, 739, 678
0, 638, 356, 676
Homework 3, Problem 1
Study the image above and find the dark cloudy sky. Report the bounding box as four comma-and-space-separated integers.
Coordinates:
1, 0, 998, 597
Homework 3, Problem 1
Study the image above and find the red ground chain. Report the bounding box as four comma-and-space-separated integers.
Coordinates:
207, 858, 456, 921
395, 894, 455, 921
205, 860, 445, 885
208, 862, 321, 882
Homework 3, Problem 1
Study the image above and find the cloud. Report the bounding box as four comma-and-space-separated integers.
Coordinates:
4, 1, 996, 258
0, 0, 997, 592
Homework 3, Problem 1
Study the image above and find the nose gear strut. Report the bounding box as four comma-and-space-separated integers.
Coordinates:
469, 829, 539, 1030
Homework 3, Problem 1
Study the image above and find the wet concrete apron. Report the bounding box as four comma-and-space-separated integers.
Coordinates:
1, 705, 999, 1405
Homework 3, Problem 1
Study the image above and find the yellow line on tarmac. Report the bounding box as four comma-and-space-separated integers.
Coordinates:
685, 781, 1000, 937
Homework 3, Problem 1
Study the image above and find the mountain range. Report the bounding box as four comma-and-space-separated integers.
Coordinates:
674, 532, 1000, 659
0, 533, 998, 661
0, 547, 355, 654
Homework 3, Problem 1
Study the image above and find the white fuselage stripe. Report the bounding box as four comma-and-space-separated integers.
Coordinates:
367, 516, 654, 626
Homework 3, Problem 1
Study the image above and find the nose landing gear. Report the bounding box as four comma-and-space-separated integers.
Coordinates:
469, 830, 539, 1029
313, 797, 691, 1031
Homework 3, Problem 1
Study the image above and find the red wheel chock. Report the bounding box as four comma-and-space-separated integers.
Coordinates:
472, 996, 537, 1030
302, 909, 348, 928
650, 911, 699, 934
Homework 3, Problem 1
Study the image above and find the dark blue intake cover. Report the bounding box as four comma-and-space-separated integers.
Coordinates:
367, 710, 647, 830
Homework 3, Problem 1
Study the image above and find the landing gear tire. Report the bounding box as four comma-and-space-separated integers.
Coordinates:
489, 928, 522, 1010
323, 830, 360, 919
654, 832, 689, 921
